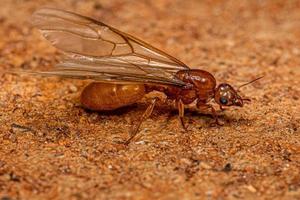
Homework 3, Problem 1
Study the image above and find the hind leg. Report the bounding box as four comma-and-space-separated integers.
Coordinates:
124, 98, 158, 145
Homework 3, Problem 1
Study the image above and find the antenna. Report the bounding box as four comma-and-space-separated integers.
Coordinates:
237, 76, 264, 91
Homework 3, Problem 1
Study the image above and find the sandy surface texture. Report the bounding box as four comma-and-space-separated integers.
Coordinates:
0, 0, 300, 199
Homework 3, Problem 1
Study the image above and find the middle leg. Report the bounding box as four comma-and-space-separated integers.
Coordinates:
176, 99, 187, 130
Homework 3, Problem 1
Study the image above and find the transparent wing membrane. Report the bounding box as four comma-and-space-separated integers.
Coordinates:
31, 8, 189, 86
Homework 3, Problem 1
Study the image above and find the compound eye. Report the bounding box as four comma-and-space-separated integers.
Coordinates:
220, 97, 228, 105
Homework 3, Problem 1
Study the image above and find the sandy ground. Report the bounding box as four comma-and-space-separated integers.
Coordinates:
0, 0, 299, 199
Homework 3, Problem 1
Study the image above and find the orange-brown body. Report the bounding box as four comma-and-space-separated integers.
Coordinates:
80, 70, 217, 111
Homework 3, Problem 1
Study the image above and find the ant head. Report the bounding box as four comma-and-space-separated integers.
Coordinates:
214, 76, 263, 107
214, 83, 244, 107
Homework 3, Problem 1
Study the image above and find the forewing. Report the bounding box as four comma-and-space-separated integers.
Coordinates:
32, 8, 189, 86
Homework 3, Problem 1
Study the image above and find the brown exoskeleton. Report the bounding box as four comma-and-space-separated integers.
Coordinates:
11, 8, 263, 144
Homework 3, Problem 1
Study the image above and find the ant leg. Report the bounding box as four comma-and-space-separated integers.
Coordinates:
197, 101, 223, 125
124, 98, 158, 145
177, 99, 187, 130
209, 105, 223, 125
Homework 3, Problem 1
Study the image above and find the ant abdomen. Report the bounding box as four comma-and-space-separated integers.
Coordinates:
80, 82, 146, 111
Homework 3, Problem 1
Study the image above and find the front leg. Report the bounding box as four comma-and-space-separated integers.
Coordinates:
197, 100, 223, 125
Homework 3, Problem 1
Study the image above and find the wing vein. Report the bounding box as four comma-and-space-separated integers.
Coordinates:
32, 8, 190, 86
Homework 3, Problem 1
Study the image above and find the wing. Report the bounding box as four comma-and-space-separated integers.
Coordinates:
31, 8, 190, 86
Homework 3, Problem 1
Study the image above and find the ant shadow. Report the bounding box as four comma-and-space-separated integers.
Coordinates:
82, 103, 139, 116
157, 107, 252, 131
79, 102, 252, 133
